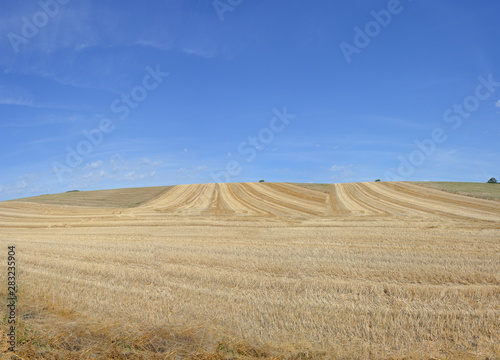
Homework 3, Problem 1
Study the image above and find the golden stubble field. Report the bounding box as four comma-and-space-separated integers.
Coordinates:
0, 182, 499, 359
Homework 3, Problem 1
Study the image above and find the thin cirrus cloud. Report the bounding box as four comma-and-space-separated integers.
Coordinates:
330, 164, 353, 172
0, 85, 34, 107
59, 154, 164, 190
0, 86, 82, 113
0, 2, 223, 95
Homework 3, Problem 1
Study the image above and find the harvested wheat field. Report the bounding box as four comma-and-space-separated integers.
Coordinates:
0, 181, 499, 359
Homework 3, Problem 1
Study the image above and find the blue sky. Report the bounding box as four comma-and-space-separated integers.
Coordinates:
1, 0, 499, 200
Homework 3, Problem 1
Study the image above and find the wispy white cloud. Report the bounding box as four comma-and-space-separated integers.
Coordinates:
135, 39, 173, 51
0, 172, 49, 199
329, 164, 356, 182
182, 46, 217, 59
495, 99, 500, 107
359, 115, 429, 130
0, 85, 34, 107
85, 161, 103, 169
141, 158, 162, 167
0, 85, 82, 113
330, 164, 353, 172
123, 171, 156, 181
0, 113, 82, 130
315, 143, 339, 150
177, 164, 208, 173
63, 154, 163, 190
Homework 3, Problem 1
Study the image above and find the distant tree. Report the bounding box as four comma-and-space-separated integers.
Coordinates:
487, 178, 498, 183
375, 179, 381, 182
259, 180, 265, 183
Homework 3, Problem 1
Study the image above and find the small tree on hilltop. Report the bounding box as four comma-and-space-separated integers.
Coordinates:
375, 179, 381, 182
259, 180, 265, 183
487, 177, 498, 183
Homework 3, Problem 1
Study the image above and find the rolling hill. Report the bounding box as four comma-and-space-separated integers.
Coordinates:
0, 182, 498, 359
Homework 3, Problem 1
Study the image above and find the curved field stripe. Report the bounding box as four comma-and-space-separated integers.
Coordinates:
326, 184, 352, 214
389, 182, 500, 214
226, 183, 294, 217
255, 183, 327, 215
218, 183, 271, 215
355, 182, 480, 221
370, 182, 500, 221
139, 184, 192, 210
203, 183, 309, 217
205, 184, 236, 215
143, 184, 214, 213
340, 183, 385, 215
350, 183, 434, 217
354, 183, 440, 217
267, 183, 326, 204
332, 183, 373, 214
243, 183, 326, 216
